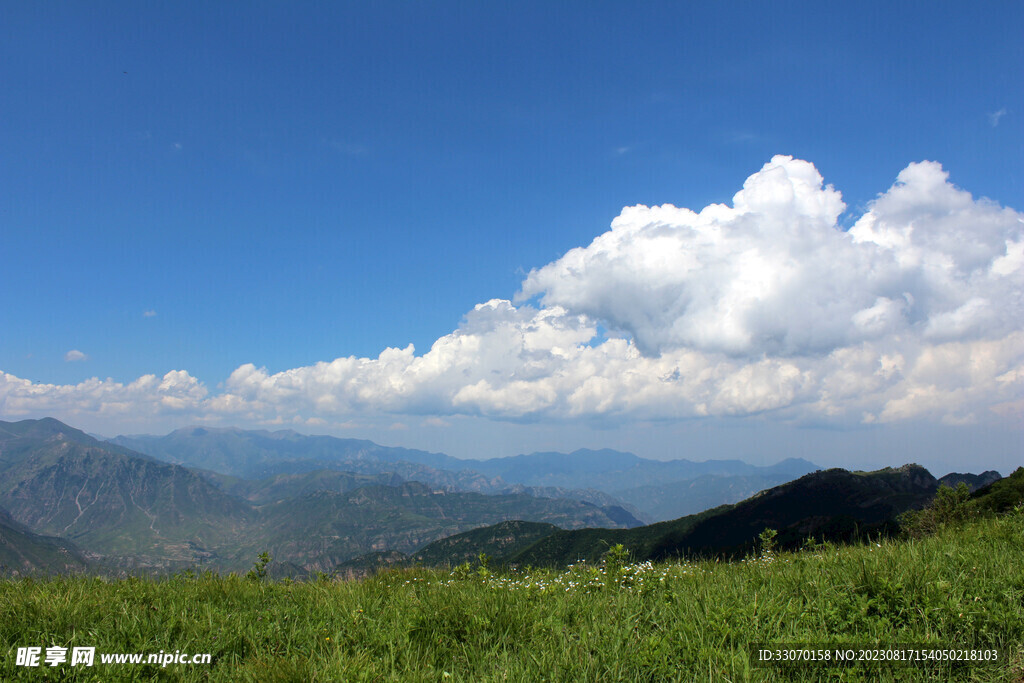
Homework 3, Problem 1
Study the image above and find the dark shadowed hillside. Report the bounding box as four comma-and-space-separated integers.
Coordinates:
412, 520, 561, 566
463, 464, 942, 568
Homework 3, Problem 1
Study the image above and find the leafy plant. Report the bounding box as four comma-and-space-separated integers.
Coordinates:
901, 483, 973, 538
246, 551, 272, 582
476, 552, 491, 580
602, 543, 630, 587
757, 527, 778, 555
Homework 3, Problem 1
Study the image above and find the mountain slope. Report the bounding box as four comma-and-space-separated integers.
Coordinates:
969, 467, 1024, 514
0, 506, 90, 575
201, 468, 404, 505
500, 464, 940, 568
110, 427, 476, 482
238, 482, 642, 573
412, 520, 561, 566
0, 419, 254, 569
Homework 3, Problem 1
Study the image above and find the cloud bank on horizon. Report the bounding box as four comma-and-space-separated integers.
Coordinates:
3, 157, 1022, 429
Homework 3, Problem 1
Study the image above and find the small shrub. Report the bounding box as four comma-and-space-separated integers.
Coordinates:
602, 543, 630, 587
476, 553, 492, 580
901, 483, 972, 538
246, 552, 272, 582
758, 527, 778, 556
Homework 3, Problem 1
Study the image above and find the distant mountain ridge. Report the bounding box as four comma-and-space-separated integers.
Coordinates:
938, 471, 1003, 492
110, 426, 472, 481
108, 426, 819, 521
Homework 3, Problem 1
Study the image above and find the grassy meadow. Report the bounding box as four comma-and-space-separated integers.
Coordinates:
2, 507, 1023, 682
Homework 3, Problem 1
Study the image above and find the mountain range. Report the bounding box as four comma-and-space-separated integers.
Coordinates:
0, 418, 640, 574
109, 426, 819, 522
2, 417, 1008, 578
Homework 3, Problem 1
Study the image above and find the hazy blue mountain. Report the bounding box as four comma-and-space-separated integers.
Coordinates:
463, 449, 644, 481
110, 427, 472, 480
108, 426, 817, 520
463, 450, 818, 491
200, 468, 404, 505
612, 473, 807, 522
939, 470, 1002, 492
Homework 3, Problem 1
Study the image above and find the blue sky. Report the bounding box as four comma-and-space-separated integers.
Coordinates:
1, 2, 1022, 473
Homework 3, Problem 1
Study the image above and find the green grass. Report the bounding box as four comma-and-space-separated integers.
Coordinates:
2, 510, 1023, 681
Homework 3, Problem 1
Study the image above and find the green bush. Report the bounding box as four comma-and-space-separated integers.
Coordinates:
900, 483, 973, 538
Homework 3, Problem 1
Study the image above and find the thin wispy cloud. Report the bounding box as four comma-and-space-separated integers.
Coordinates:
724, 130, 757, 144
323, 139, 368, 156
143, 310, 157, 318
989, 108, 1007, 127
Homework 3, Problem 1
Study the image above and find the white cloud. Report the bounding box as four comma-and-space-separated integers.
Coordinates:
989, 108, 1007, 127
1, 370, 207, 419
64, 350, 88, 362
4, 157, 1022, 430
521, 156, 1022, 361
143, 310, 157, 318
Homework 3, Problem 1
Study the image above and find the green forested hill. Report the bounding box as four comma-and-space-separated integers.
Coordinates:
412, 520, 560, 566
434, 464, 943, 568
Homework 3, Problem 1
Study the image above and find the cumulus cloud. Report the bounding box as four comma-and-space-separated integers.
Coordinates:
1, 370, 207, 419
4, 157, 1022, 428
64, 350, 88, 362
519, 156, 1021, 358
